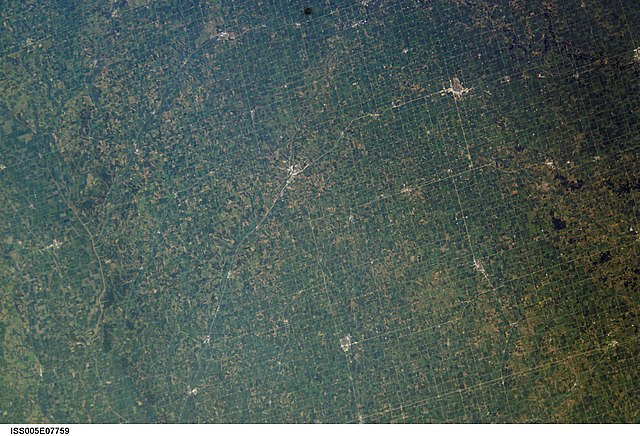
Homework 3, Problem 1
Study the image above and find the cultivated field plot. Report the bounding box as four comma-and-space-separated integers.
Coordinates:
1, 0, 638, 423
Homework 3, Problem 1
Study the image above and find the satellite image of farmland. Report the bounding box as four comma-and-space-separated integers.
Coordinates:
1, 0, 638, 423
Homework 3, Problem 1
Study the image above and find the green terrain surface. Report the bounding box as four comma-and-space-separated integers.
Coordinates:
1, 0, 638, 423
